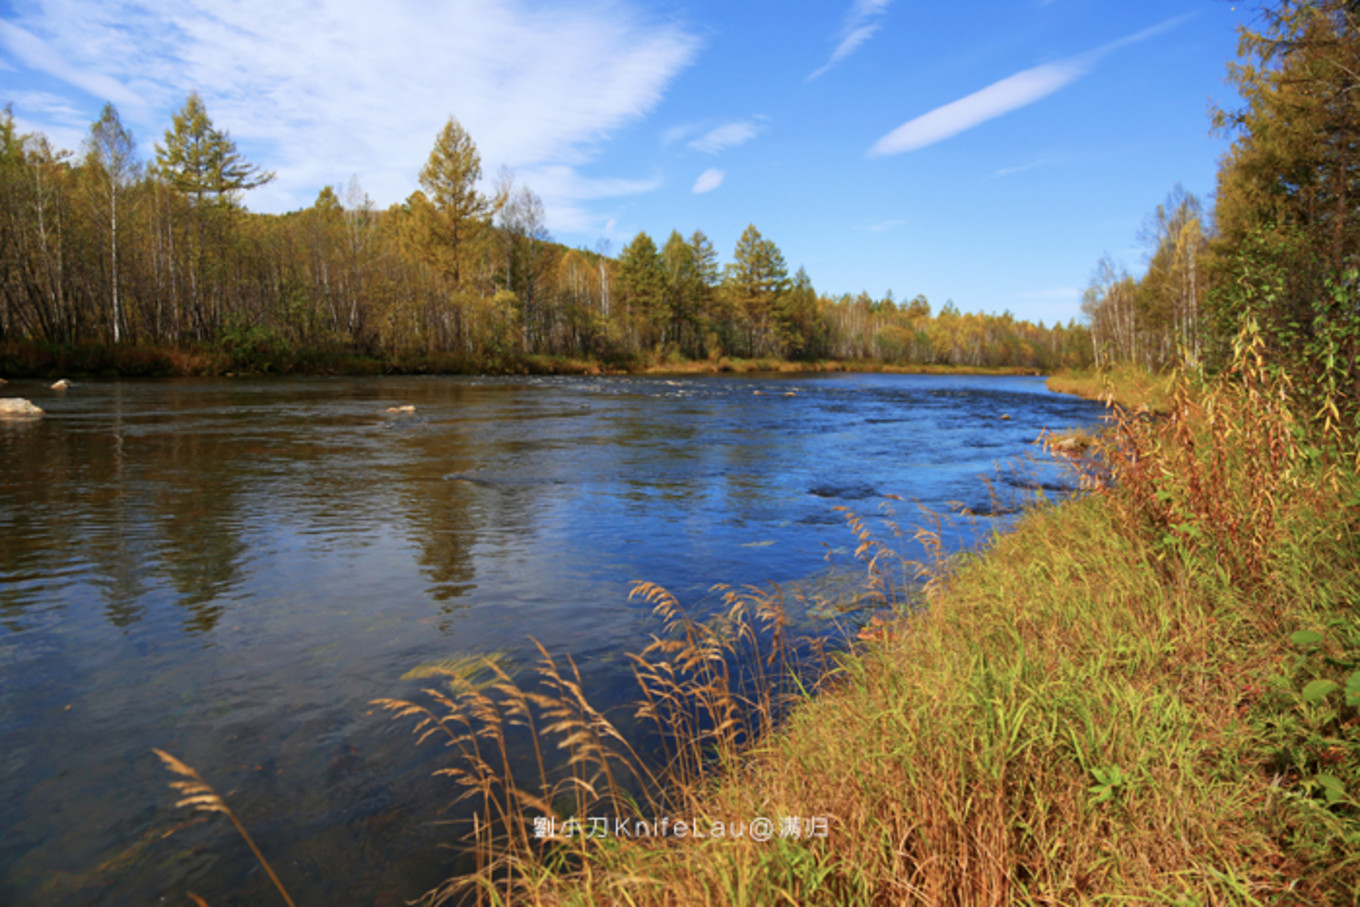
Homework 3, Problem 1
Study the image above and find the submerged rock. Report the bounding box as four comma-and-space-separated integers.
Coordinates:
0, 398, 44, 418
50, 379, 71, 390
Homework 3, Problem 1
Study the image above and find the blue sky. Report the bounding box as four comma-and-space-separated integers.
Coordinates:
0, 0, 1247, 325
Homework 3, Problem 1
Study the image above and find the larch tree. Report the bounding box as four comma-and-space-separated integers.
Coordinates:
155, 92, 273, 339
155, 93, 273, 208
415, 116, 490, 292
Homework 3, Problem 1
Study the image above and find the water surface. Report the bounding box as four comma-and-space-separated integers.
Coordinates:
0, 372, 1104, 905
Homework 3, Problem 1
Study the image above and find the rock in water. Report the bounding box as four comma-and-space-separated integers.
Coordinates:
50, 379, 71, 390
384, 404, 416, 414
0, 398, 44, 418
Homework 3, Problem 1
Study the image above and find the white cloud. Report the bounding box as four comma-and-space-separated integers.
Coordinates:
808, 0, 894, 82
865, 219, 905, 232
662, 122, 701, 146
2, 0, 700, 219
869, 60, 1087, 158
688, 119, 763, 154
692, 168, 724, 194
868, 15, 1191, 157
513, 164, 663, 232
0, 19, 148, 116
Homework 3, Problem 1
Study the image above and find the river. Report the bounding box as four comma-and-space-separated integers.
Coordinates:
0, 372, 1105, 905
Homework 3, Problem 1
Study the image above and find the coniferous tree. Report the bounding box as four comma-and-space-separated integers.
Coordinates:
155, 93, 273, 339
616, 231, 666, 350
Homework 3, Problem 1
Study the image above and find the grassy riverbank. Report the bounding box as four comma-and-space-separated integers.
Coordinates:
0, 339, 1046, 381
1045, 365, 1177, 412
367, 349, 1359, 905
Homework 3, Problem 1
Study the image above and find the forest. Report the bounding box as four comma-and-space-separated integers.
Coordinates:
0, 93, 1105, 374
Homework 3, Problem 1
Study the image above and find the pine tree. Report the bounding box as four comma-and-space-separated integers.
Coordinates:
725, 224, 789, 356
616, 231, 666, 350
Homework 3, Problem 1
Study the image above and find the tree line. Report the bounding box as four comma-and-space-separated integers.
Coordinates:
0, 95, 1091, 373
1079, 0, 1359, 427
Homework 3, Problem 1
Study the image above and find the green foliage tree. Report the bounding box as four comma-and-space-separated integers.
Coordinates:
616, 231, 666, 350
1210, 0, 1360, 421
725, 224, 789, 356
689, 229, 724, 355
661, 230, 702, 356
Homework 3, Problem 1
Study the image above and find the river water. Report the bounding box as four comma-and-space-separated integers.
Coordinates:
0, 372, 1104, 905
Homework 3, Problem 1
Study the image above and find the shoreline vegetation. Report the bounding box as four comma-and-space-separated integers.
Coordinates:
353, 333, 1357, 906
0, 338, 1052, 381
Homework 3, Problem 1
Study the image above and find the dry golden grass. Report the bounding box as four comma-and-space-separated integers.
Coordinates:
1047, 365, 1177, 412
152, 324, 1360, 905
371, 322, 1358, 905
152, 749, 297, 906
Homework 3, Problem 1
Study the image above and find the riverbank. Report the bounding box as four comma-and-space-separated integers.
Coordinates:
0, 339, 1049, 381
406, 358, 1359, 903
1045, 365, 1176, 412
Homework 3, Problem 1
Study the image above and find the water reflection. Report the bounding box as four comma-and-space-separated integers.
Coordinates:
0, 373, 1106, 905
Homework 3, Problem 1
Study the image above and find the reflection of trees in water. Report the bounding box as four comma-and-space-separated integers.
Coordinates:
150, 431, 247, 634
79, 388, 155, 628
0, 385, 253, 635
0, 417, 94, 632
398, 444, 481, 610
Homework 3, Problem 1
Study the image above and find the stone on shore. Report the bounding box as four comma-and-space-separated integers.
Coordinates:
0, 398, 44, 418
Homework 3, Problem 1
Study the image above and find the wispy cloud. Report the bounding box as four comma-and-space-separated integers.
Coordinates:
0, 19, 147, 116
868, 14, 1191, 158
515, 165, 663, 233
688, 118, 764, 154
865, 219, 906, 232
869, 59, 1086, 157
662, 122, 702, 147
692, 168, 724, 194
988, 158, 1049, 179
809, 0, 894, 82
1, 0, 700, 223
